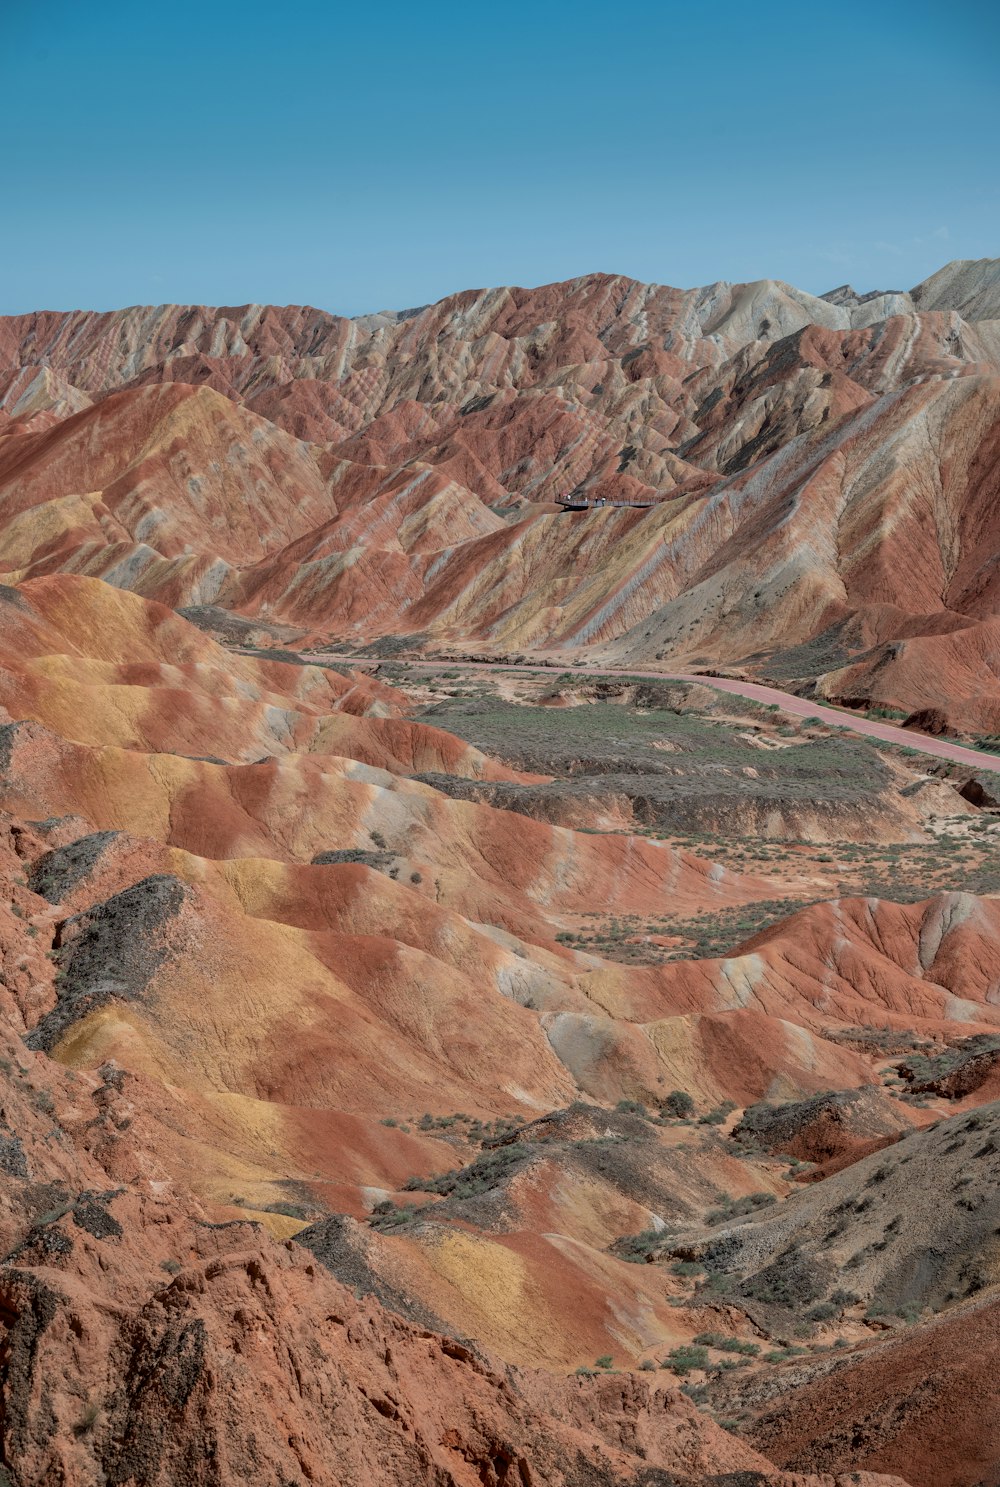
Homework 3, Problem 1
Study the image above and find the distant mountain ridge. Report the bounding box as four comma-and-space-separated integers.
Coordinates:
1, 258, 999, 733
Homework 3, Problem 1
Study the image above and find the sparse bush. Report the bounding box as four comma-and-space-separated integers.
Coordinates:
662, 1090, 694, 1118
613, 1227, 663, 1264
680, 1382, 709, 1403
692, 1331, 759, 1355
615, 1099, 647, 1117
663, 1344, 709, 1375
369, 1202, 425, 1231
705, 1191, 777, 1225
403, 1143, 532, 1200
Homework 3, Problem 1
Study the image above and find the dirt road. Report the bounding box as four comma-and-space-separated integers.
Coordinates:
283, 650, 1000, 777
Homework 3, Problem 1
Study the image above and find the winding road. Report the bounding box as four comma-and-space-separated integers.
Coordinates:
297, 651, 1000, 778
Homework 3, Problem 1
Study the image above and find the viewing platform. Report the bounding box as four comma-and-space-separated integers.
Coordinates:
556, 495, 657, 511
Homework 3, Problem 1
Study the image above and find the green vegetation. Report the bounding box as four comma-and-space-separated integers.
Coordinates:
415, 1111, 525, 1145
403, 1143, 533, 1200
369, 1202, 426, 1231
663, 1345, 709, 1375
73, 1400, 100, 1436
662, 1090, 695, 1118
615, 1099, 648, 1117
705, 1191, 776, 1225
895, 1035, 1000, 1093
692, 1332, 760, 1356
611, 1227, 664, 1264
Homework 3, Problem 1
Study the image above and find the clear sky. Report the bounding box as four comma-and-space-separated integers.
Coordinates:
3, 0, 998, 314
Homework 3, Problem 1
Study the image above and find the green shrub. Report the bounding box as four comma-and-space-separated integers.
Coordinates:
615, 1099, 647, 1117
663, 1345, 709, 1375
662, 1090, 694, 1118
705, 1191, 777, 1225
692, 1331, 759, 1355
613, 1227, 663, 1263
369, 1202, 425, 1231
403, 1142, 532, 1200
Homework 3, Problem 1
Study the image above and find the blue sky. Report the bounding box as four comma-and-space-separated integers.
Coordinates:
3, 0, 997, 313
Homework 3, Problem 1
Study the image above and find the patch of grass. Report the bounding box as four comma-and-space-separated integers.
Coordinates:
73, 1399, 100, 1436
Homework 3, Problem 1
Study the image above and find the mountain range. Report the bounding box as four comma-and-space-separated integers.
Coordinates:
0, 262, 998, 1486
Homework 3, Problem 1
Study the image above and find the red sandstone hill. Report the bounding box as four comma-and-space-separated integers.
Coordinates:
0, 575, 993, 1482
2, 259, 1000, 731
2, 264, 1000, 1482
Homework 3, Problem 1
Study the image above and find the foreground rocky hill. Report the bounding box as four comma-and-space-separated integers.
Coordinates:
0, 573, 994, 1481
2, 259, 1000, 732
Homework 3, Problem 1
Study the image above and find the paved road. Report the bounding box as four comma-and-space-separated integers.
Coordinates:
269, 650, 1000, 778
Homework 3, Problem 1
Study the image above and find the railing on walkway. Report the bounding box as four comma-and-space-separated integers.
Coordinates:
556, 495, 657, 510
